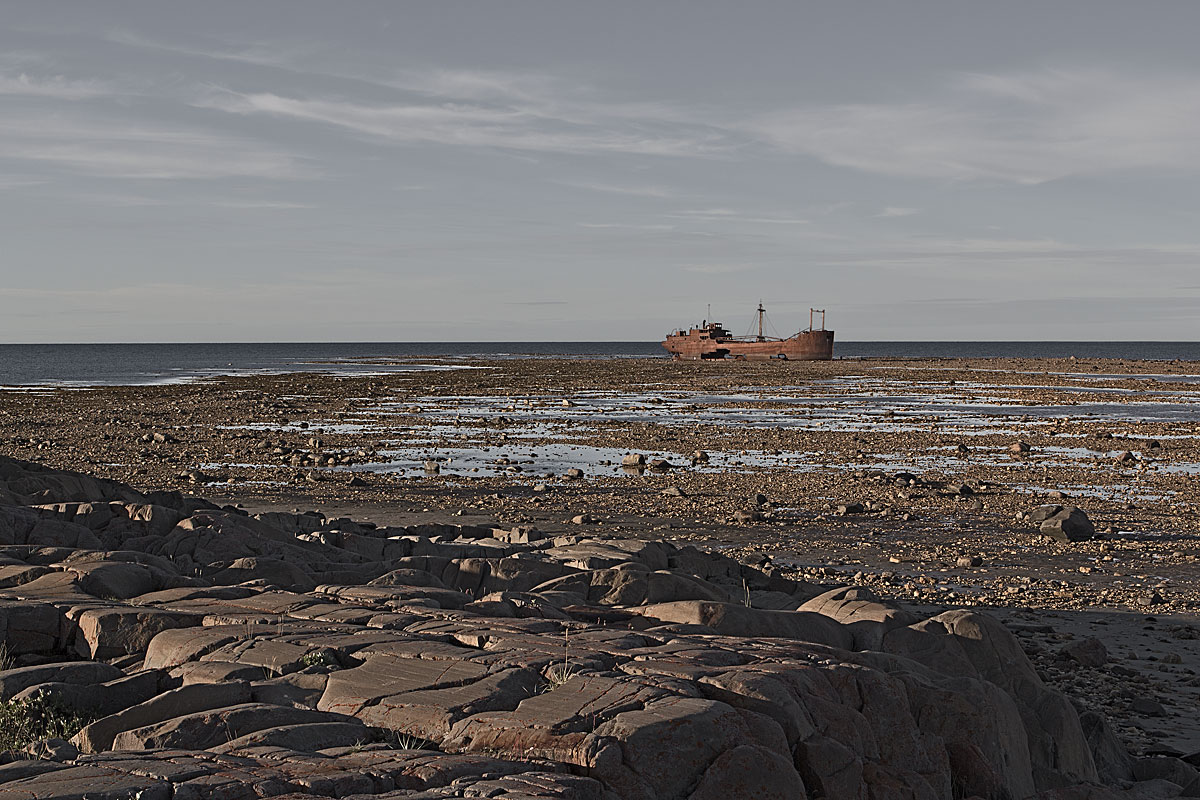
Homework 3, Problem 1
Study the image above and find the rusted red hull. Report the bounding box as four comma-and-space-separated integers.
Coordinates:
663, 329, 834, 360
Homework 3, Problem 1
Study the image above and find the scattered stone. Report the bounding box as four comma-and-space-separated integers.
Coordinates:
1130, 697, 1166, 717
1037, 505, 1096, 542
1061, 636, 1109, 667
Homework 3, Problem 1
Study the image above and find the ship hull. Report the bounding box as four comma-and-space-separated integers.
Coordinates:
663, 329, 834, 361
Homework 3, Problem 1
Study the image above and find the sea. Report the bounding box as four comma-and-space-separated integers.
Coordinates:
2, 341, 1200, 387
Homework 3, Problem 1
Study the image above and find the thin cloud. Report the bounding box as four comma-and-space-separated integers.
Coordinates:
0, 111, 310, 180
0, 72, 113, 100
104, 29, 315, 71
198, 89, 728, 158
877, 207, 919, 218
680, 263, 756, 274
210, 199, 316, 209
554, 180, 679, 199
667, 208, 811, 225
577, 222, 676, 230
747, 67, 1200, 183
0, 175, 44, 189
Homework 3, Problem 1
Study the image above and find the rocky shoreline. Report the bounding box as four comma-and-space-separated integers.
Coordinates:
1, 356, 1199, 798
0, 454, 1191, 799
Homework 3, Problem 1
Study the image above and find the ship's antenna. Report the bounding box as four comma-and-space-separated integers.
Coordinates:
707, 303, 711, 324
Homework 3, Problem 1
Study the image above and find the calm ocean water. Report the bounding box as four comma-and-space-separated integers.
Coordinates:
2, 341, 1200, 387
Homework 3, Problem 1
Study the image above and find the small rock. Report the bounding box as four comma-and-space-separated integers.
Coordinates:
1130, 697, 1166, 717
1061, 637, 1108, 667
565, 468, 584, 479
733, 509, 763, 524
1010, 441, 1032, 454
1140, 591, 1166, 606
569, 514, 593, 525
1037, 506, 1096, 542
956, 555, 983, 568
621, 454, 646, 467
661, 487, 687, 497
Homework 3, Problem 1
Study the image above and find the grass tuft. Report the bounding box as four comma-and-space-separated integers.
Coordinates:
392, 731, 439, 751
543, 662, 577, 690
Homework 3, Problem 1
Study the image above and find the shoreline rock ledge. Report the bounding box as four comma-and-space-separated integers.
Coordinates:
0, 455, 1190, 799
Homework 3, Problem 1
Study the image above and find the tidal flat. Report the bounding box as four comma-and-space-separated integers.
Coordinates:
2, 356, 1200, 796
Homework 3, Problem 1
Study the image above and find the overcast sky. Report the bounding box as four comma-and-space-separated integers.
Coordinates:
5, 1, 1200, 342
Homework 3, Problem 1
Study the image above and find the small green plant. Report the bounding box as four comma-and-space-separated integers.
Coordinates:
0, 643, 14, 672
0, 692, 96, 755
299, 650, 339, 669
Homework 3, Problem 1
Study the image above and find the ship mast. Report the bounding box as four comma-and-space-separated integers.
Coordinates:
757, 301, 765, 340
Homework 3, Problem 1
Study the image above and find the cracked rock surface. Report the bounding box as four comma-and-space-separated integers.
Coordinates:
0, 455, 1194, 798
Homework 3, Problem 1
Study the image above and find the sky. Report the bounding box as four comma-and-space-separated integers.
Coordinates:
5, 1, 1200, 342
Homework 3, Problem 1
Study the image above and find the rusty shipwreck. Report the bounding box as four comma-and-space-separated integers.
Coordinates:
663, 304, 834, 360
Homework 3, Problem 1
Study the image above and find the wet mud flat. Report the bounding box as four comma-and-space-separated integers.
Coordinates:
5, 354, 1200, 760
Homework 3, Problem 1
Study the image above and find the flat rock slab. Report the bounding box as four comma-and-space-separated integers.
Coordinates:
358, 667, 542, 739
112, 701, 346, 751
143, 626, 244, 670
211, 721, 370, 754
634, 600, 855, 649
318, 654, 491, 716
0, 764, 172, 800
